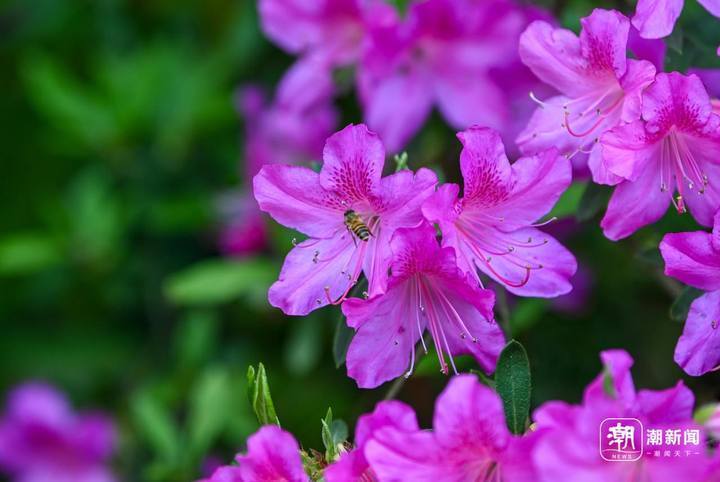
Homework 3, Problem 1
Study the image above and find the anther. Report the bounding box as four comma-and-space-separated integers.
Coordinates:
291, 238, 298, 246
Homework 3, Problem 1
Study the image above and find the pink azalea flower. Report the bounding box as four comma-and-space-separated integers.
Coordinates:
199, 425, 309, 482
532, 350, 712, 481
423, 126, 576, 298
363, 374, 537, 481
517, 9, 656, 182
324, 401, 418, 482
358, 0, 550, 152
599, 72, 720, 240
217, 191, 268, 257
342, 223, 503, 388
632, 0, 720, 40
0, 382, 116, 482
660, 211, 720, 375
253, 124, 437, 315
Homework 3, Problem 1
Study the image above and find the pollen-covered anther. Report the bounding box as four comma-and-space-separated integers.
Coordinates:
291, 237, 298, 246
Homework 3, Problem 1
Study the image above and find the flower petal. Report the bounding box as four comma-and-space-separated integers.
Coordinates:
632, 0, 683, 39
628, 27, 667, 71
660, 230, 720, 290
456, 127, 513, 207
599, 120, 657, 182
637, 381, 695, 424
578, 8, 630, 79
365, 429, 445, 482
601, 164, 670, 240
618, 59, 657, 123
236, 426, 308, 482
268, 236, 358, 316
343, 283, 424, 388
320, 124, 386, 200
674, 290, 720, 375
432, 374, 509, 452
434, 72, 509, 132
490, 148, 572, 229
583, 349, 636, 408
642, 72, 713, 134
254, 164, 341, 238
474, 227, 577, 298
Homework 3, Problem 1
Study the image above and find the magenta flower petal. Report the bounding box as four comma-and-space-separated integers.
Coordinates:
253, 164, 341, 239
637, 382, 695, 424
632, 0, 684, 39
660, 231, 720, 291
269, 236, 359, 316
434, 72, 509, 133
325, 400, 418, 482
582, 349, 636, 408
236, 426, 309, 482
361, 70, 435, 153
319, 124, 385, 197
600, 156, 671, 241
674, 290, 720, 375
520, 9, 628, 97
628, 27, 667, 71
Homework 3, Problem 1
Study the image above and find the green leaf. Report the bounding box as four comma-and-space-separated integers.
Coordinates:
495, 340, 532, 435
576, 182, 611, 222
693, 403, 717, 425
0, 233, 63, 275
602, 368, 617, 398
130, 391, 180, 463
321, 408, 348, 463
670, 286, 704, 322
247, 363, 280, 426
187, 367, 232, 457
332, 315, 355, 368
666, 26, 683, 54
164, 258, 276, 307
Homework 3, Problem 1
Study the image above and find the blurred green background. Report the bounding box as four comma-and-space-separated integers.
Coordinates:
1, 0, 719, 480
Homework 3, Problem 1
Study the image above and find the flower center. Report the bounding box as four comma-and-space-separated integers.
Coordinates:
658, 129, 709, 214
404, 275, 484, 377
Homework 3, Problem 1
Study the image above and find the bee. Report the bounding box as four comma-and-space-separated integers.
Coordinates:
344, 210, 372, 244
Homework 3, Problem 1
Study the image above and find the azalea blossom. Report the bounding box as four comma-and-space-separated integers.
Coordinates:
0, 382, 116, 482
324, 401, 418, 482
517, 8, 656, 183
358, 0, 551, 152
254, 124, 437, 315
632, 0, 720, 39
342, 223, 503, 388
423, 126, 576, 298
199, 425, 309, 482
364, 374, 537, 481
660, 211, 720, 375
532, 350, 713, 481
599, 72, 720, 240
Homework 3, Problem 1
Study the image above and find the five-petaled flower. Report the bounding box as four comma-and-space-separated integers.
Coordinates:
660, 211, 720, 375
254, 124, 437, 316
342, 223, 504, 388
517, 9, 656, 182
599, 72, 720, 240
423, 126, 576, 297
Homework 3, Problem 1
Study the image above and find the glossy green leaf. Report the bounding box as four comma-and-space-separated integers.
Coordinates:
495, 340, 532, 435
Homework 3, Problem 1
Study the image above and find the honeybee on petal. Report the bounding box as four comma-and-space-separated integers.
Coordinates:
344, 210, 372, 244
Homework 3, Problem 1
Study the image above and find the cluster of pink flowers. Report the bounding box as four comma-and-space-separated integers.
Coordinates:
254, 122, 576, 387
201, 350, 720, 482
0, 382, 117, 482
258, 0, 551, 153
